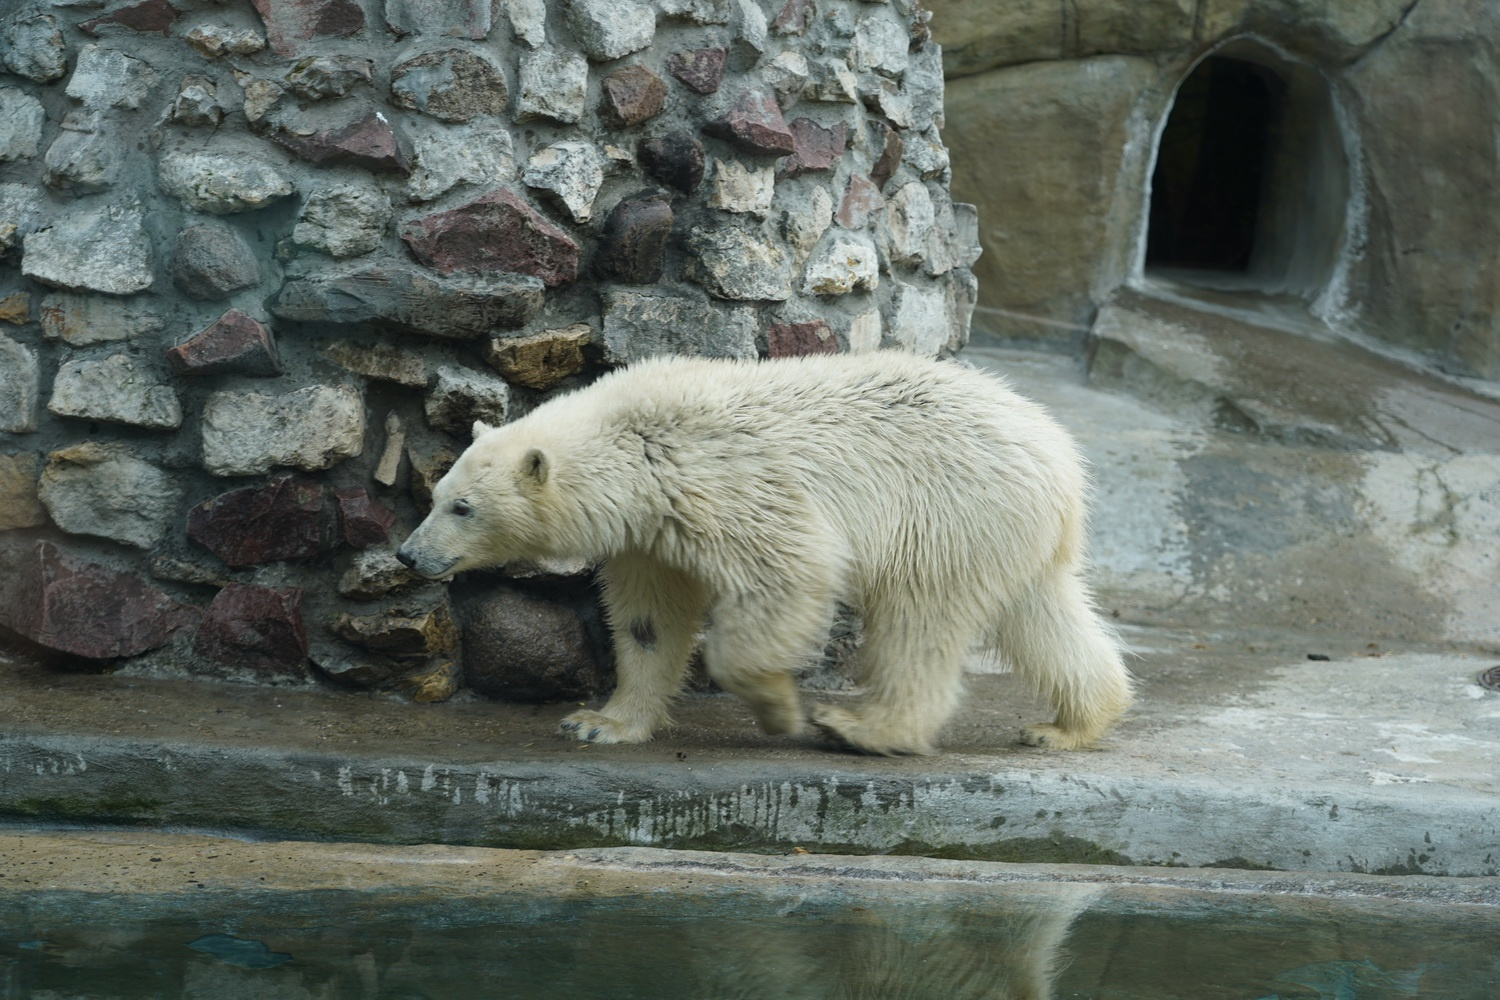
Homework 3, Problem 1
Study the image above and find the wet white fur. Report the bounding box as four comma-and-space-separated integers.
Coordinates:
398, 351, 1132, 755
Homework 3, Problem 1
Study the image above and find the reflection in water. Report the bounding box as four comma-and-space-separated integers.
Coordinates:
3, 879, 1497, 999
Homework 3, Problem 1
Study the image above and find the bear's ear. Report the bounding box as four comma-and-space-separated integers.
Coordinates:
521, 447, 549, 485
472, 419, 494, 440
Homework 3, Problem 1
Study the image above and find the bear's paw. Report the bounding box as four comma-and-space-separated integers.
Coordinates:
559, 709, 654, 744
1019, 722, 1099, 751
808, 704, 935, 757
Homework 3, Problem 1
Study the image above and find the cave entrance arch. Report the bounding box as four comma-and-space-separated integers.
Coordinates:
1143, 41, 1349, 299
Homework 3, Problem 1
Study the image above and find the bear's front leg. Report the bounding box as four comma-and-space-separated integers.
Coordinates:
559, 554, 706, 745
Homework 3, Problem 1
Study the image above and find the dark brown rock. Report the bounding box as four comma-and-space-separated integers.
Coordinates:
195, 583, 309, 679
667, 48, 725, 95
272, 263, 544, 337
251, 0, 365, 58
166, 310, 283, 377
4, 542, 197, 660
462, 587, 608, 702
706, 90, 796, 155
170, 224, 260, 301
837, 174, 885, 229
600, 65, 667, 129
334, 486, 395, 549
187, 477, 337, 568
777, 119, 847, 179
405, 434, 458, 509
639, 131, 705, 193
596, 195, 673, 284
767, 320, 837, 357
401, 188, 581, 287
332, 598, 457, 659
79, 0, 180, 36
870, 122, 904, 190
391, 49, 507, 123
271, 114, 410, 174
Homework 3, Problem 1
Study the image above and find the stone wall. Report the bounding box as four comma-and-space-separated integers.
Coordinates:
0, 0, 978, 697
929, 0, 1500, 381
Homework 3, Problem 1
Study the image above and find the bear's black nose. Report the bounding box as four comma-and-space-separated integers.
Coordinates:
394, 547, 416, 569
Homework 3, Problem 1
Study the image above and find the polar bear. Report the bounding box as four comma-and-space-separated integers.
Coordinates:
397, 351, 1131, 755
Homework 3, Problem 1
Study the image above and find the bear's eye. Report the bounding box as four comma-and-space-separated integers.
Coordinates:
450, 499, 473, 518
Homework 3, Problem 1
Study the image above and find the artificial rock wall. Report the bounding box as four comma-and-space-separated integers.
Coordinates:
0, 0, 979, 697
929, 0, 1500, 381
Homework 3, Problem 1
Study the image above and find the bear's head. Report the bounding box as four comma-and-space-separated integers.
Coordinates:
396, 420, 557, 579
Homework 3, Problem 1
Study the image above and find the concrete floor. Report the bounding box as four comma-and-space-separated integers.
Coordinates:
2, 286, 1498, 877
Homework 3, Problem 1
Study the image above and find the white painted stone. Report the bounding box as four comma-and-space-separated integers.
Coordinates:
40, 293, 165, 346
903, 126, 950, 180
201, 384, 365, 476
0, 334, 39, 433
158, 151, 296, 215
854, 14, 909, 76
890, 282, 950, 356
1, 11, 68, 82
408, 124, 514, 202
185, 24, 267, 58
21, 201, 155, 295
516, 48, 588, 124
887, 181, 936, 266
506, 0, 548, 46
43, 111, 119, 193
685, 225, 793, 302
48, 354, 183, 430
424, 366, 512, 435
522, 141, 605, 223
848, 308, 882, 353
803, 236, 879, 296
38, 442, 180, 550
0, 88, 45, 163
783, 185, 834, 263
65, 44, 156, 110
601, 289, 757, 363
0, 183, 43, 255
709, 159, 775, 217
293, 183, 392, 258
734, 0, 767, 53
807, 59, 859, 103
762, 51, 810, 105
565, 0, 655, 61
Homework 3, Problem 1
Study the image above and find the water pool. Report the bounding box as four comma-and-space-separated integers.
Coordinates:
3, 833, 1496, 999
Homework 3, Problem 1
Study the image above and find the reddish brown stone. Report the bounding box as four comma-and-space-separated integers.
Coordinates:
770, 0, 815, 34
837, 174, 885, 229
870, 122, 904, 190
166, 310, 283, 377
777, 119, 846, 179
79, 0, 180, 36
401, 188, 580, 287
4, 542, 197, 660
600, 65, 667, 129
195, 583, 309, 678
667, 48, 725, 95
251, 0, 365, 57
767, 320, 837, 357
596, 195, 673, 284
334, 486, 395, 549
271, 114, 410, 174
187, 477, 337, 568
706, 90, 796, 155
639, 131, 705, 193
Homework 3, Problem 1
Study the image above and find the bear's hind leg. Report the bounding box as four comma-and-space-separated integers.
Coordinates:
808, 610, 972, 756
702, 588, 835, 737
994, 569, 1133, 750
559, 555, 706, 744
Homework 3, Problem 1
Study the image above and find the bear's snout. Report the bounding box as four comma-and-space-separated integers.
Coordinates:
394, 545, 417, 569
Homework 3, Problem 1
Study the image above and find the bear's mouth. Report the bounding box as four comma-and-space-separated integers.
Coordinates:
395, 547, 458, 579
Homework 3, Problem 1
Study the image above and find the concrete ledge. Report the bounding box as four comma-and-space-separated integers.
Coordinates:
3, 632, 1497, 875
